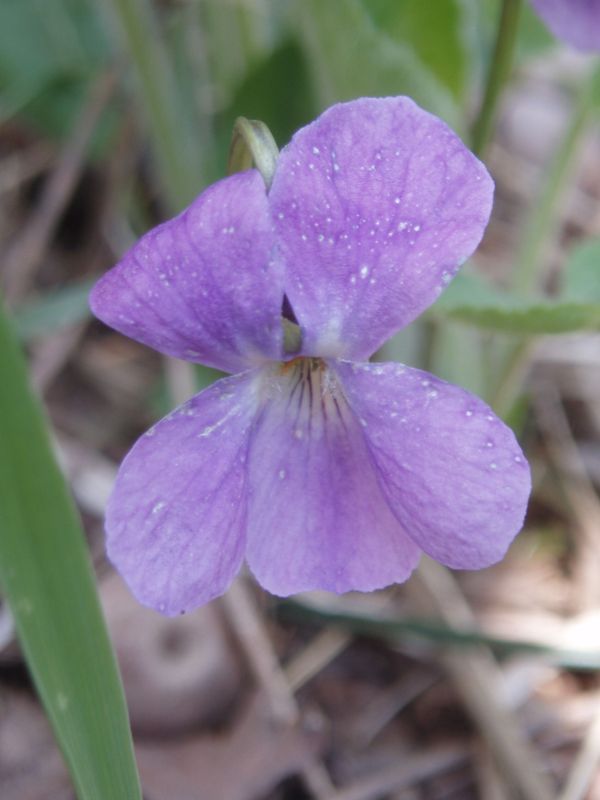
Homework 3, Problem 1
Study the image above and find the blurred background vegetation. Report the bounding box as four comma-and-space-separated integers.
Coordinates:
2, 1, 600, 799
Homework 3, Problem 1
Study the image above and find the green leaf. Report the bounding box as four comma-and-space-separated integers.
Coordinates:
476, 0, 554, 64
431, 271, 600, 334
0, 302, 141, 800
289, 0, 460, 129
11, 279, 95, 342
222, 39, 316, 161
362, 0, 475, 101
515, 0, 556, 59
563, 238, 600, 301
0, 0, 109, 139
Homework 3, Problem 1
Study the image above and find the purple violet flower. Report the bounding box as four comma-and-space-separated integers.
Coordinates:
530, 0, 600, 51
91, 97, 531, 615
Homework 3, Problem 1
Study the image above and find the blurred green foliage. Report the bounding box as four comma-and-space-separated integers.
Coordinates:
432, 239, 600, 334
2, 2, 600, 796
363, 0, 475, 102
11, 279, 96, 341
0, 0, 108, 138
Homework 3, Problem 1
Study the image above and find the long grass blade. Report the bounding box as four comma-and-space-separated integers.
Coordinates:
0, 301, 141, 800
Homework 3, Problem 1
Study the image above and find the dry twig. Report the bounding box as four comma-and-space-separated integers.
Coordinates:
2, 71, 117, 303
406, 559, 557, 800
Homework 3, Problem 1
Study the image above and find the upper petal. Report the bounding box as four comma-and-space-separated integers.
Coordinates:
269, 97, 493, 360
334, 361, 531, 569
530, 0, 600, 51
245, 359, 421, 595
105, 371, 260, 615
91, 170, 284, 373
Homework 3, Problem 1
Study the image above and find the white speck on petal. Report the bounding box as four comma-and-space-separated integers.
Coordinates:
360, 265, 369, 279
279, 469, 286, 480
312, 146, 320, 154
152, 501, 166, 514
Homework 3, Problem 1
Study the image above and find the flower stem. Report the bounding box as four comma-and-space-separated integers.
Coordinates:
471, 0, 522, 156
491, 66, 599, 417
228, 117, 279, 189
104, 0, 201, 209
514, 68, 599, 295
227, 117, 302, 353
490, 337, 534, 418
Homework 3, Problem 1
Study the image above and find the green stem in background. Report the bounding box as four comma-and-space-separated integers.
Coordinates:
104, 0, 202, 209
514, 67, 599, 295
201, 0, 247, 96
471, 0, 522, 156
276, 599, 600, 672
492, 66, 600, 416
490, 337, 535, 418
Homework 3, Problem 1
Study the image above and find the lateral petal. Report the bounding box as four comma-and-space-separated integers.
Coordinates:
334, 361, 531, 569
105, 371, 261, 615
91, 171, 283, 373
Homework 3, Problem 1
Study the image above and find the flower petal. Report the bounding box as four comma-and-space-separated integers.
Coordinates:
106, 371, 260, 615
91, 171, 283, 373
334, 361, 531, 569
245, 360, 421, 595
269, 97, 493, 360
530, 0, 600, 52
